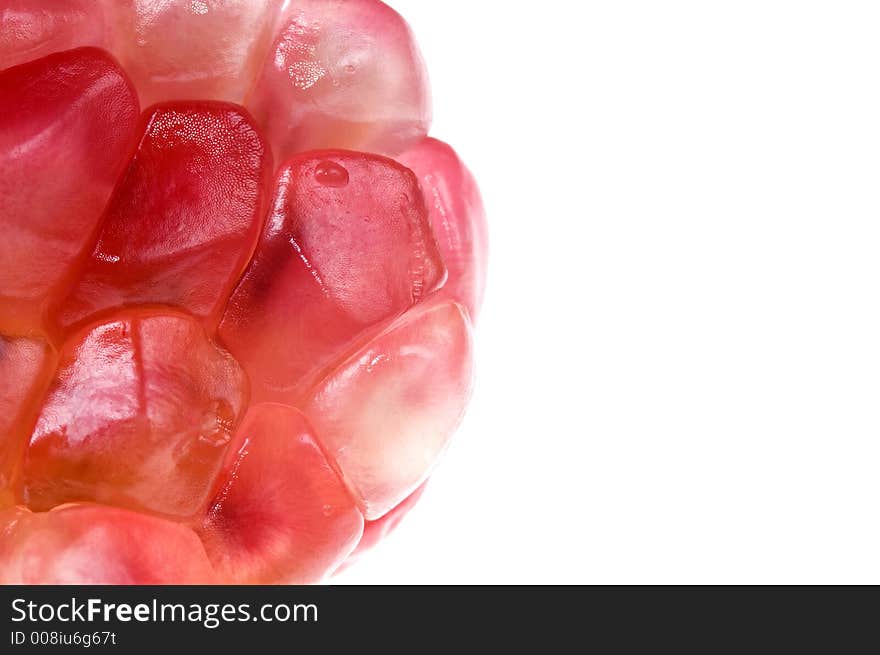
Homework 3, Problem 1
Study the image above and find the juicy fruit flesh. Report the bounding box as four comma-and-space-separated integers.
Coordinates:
0, 505, 215, 584
56, 102, 272, 331
303, 299, 473, 520
0, 47, 139, 336
0, 337, 53, 506
399, 138, 489, 322
201, 404, 364, 584
106, 0, 280, 107
0, 0, 486, 584
247, 0, 431, 159
219, 150, 445, 403
24, 310, 247, 517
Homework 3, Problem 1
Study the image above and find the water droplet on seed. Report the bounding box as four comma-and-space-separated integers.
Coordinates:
314, 160, 349, 187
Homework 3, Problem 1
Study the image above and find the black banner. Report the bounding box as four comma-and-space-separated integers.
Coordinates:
0, 586, 875, 651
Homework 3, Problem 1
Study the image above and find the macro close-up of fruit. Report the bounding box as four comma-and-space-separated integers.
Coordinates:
0, 0, 486, 584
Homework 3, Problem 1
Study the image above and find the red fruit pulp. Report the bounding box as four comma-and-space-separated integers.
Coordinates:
247, 0, 431, 159
24, 310, 247, 517
0, 505, 215, 584
303, 299, 474, 520
0, 47, 139, 336
0, 0, 486, 584
0, 337, 52, 506
201, 404, 363, 584
56, 102, 272, 331
219, 150, 445, 403
400, 138, 489, 322
105, 0, 279, 107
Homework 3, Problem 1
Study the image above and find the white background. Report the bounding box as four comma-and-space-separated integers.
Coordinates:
337, 1, 880, 584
